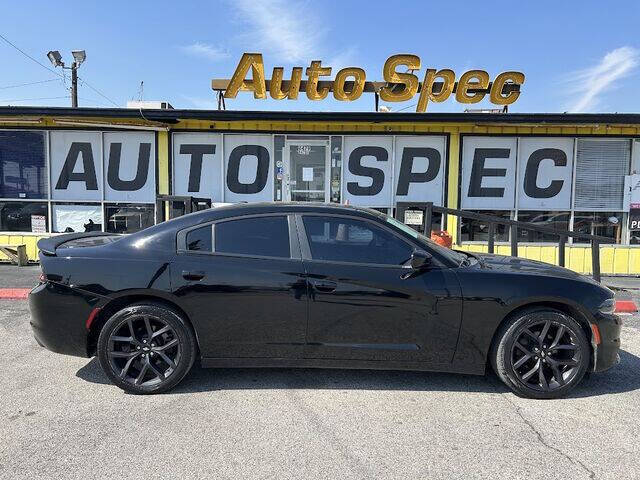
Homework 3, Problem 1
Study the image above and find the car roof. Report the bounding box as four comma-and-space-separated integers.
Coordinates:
206, 202, 382, 217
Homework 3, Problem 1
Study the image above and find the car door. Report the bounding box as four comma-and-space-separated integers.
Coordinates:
296, 213, 462, 365
172, 213, 308, 359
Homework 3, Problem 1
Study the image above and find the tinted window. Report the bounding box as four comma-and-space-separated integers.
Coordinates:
105, 203, 154, 233
186, 225, 212, 251
215, 216, 290, 258
0, 201, 48, 232
303, 216, 413, 265
0, 131, 47, 199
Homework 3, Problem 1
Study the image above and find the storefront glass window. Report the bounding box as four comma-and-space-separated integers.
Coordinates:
0, 201, 48, 232
573, 212, 623, 244
105, 204, 154, 233
0, 131, 47, 199
52, 203, 103, 233
516, 211, 570, 243
459, 211, 511, 242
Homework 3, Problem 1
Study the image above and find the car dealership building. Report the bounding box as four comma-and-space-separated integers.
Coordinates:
1, 105, 640, 275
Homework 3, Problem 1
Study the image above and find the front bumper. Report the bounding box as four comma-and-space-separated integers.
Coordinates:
29, 282, 102, 358
592, 312, 623, 373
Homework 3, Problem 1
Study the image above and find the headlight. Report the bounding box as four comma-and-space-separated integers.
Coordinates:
598, 298, 615, 314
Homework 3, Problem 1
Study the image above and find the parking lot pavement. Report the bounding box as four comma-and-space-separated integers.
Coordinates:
0, 301, 638, 480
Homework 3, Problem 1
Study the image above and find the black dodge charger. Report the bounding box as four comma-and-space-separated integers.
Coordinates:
29, 203, 622, 398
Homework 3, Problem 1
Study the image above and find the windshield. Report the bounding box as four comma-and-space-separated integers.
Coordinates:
383, 214, 467, 265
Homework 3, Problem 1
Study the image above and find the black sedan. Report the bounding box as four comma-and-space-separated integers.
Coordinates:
29, 203, 622, 398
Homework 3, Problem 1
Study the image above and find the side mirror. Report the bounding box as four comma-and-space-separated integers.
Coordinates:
410, 249, 432, 270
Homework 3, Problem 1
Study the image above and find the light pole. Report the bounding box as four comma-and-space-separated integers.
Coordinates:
47, 50, 86, 107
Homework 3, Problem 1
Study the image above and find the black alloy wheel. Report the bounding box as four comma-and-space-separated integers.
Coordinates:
97, 303, 196, 394
492, 309, 590, 399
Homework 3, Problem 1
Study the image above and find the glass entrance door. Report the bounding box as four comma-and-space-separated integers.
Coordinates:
284, 141, 330, 202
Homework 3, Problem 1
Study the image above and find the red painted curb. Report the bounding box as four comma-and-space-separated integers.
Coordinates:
0, 288, 30, 300
615, 300, 638, 313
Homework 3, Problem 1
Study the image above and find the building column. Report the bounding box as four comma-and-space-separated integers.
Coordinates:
446, 131, 460, 244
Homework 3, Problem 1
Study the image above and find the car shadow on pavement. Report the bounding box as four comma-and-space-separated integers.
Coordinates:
75, 349, 640, 397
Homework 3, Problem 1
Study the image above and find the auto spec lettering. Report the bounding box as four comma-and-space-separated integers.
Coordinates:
461, 136, 575, 210
342, 135, 446, 208
461, 137, 517, 209
517, 138, 574, 210
172, 132, 223, 201
50, 131, 156, 202
172, 133, 274, 202
394, 136, 445, 204
215, 53, 525, 112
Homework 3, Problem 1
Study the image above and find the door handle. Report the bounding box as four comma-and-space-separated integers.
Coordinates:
311, 280, 337, 293
182, 270, 205, 281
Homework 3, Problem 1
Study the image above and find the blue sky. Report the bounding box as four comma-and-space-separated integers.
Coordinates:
1, 0, 639, 113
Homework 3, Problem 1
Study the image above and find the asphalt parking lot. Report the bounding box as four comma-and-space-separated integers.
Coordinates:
0, 296, 639, 480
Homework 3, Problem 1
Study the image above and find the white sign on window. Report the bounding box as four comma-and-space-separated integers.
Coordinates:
404, 210, 424, 225
172, 132, 223, 201
302, 167, 314, 182
461, 136, 517, 210
342, 136, 393, 207
223, 135, 274, 203
394, 136, 445, 204
50, 131, 103, 201
517, 138, 574, 210
30, 215, 47, 233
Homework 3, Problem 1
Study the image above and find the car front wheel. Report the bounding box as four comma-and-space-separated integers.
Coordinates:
97, 302, 196, 394
492, 308, 590, 399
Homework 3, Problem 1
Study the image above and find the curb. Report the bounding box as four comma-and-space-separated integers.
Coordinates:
0, 288, 30, 300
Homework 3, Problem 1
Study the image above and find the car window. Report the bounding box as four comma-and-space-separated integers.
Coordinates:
186, 225, 212, 252
302, 215, 413, 265
215, 216, 290, 258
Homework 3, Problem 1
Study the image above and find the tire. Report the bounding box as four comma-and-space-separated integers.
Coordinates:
491, 308, 590, 399
97, 302, 196, 394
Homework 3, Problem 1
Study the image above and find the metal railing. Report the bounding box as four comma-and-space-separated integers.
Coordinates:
155, 195, 212, 224
395, 202, 615, 283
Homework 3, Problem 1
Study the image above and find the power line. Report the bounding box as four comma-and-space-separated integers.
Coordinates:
0, 95, 70, 103
0, 32, 120, 107
0, 78, 60, 90
0, 33, 63, 78
77, 76, 119, 107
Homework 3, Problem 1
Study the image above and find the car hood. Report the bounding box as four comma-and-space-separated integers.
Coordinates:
473, 252, 597, 283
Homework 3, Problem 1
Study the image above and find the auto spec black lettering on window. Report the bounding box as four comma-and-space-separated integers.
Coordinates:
394, 136, 445, 204
342, 136, 393, 207
461, 137, 517, 210
172, 132, 223, 202
223, 134, 274, 202
517, 138, 574, 210
50, 131, 156, 203
50, 131, 103, 200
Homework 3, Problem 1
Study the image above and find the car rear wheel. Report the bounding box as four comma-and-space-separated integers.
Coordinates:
97, 303, 196, 394
492, 308, 590, 399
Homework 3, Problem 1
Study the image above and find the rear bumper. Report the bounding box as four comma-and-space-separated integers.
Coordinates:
28, 282, 103, 358
592, 312, 623, 373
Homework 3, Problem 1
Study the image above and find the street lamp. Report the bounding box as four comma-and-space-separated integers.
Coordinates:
46, 49, 86, 107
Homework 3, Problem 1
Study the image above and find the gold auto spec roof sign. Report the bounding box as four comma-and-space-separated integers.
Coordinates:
213, 53, 525, 111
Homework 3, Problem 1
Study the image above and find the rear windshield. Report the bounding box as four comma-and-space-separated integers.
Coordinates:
58, 236, 121, 249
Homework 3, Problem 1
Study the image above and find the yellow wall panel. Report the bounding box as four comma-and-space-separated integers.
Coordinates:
629, 249, 640, 275
613, 248, 630, 275
540, 246, 557, 265
568, 247, 585, 272
600, 248, 615, 274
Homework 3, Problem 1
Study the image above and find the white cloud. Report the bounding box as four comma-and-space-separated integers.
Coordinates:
566, 46, 639, 112
232, 0, 324, 63
181, 42, 230, 62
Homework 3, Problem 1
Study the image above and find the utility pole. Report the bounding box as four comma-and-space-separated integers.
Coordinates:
47, 50, 86, 107
71, 62, 78, 108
